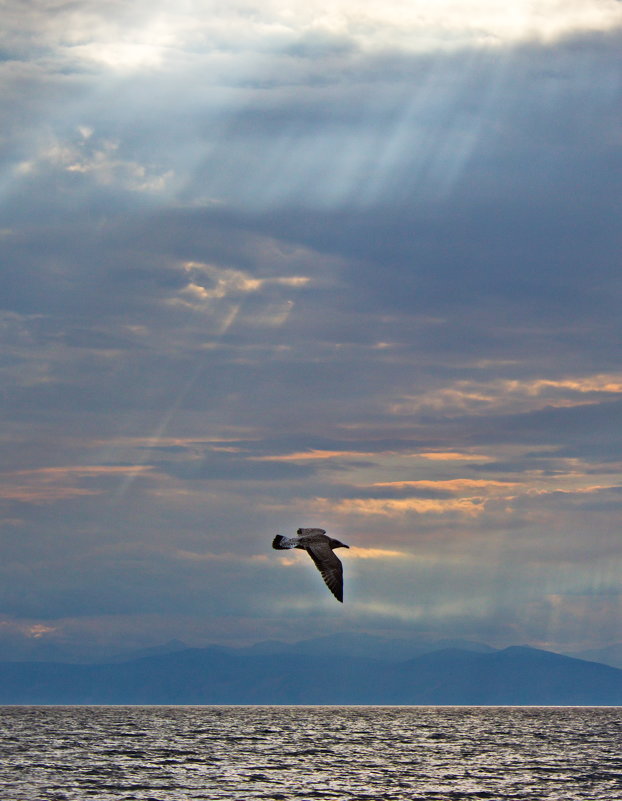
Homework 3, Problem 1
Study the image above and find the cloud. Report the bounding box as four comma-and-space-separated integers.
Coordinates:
3, 0, 621, 73
251, 449, 390, 462
389, 374, 622, 417
315, 496, 487, 518
347, 546, 408, 559
16, 130, 174, 194
372, 479, 518, 492
0, 465, 156, 504
418, 452, 492, 461
0, 2, 620, 655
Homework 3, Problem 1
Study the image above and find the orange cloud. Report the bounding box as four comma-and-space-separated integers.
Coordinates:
0, 465, 156, 503
250, 449, 378, 462
173, 549, 270, 564
0, 619, 58, 638
316, 496, 486, 518
0, 486, 101, 502
347, 546, 408, 559
526, 484, 614, 497
252, 449, 494, 463
418, 452, 491, 461
373, 478, 517, 492
390, 372, 622, 417
26, 624, 57, 639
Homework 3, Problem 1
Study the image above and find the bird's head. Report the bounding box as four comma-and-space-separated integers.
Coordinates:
330, 538, 349, 549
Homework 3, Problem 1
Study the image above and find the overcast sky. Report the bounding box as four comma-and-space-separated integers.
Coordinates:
1, 0, 622, 658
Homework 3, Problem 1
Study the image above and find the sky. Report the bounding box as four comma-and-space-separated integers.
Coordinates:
1, 0, 622, 660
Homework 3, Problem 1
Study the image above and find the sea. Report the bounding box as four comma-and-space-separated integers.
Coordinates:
1, 706, 621, 801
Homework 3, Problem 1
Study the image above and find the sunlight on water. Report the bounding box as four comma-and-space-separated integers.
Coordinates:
1, 706, 621, 800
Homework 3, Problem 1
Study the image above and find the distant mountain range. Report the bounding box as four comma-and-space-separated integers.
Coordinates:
0, 634, 621, 705
569, 642, 622, 670
4, 631, 622, 669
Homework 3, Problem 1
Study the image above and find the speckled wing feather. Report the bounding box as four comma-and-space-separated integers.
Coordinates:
305, 540, 344, 603
297, 527, 326, 537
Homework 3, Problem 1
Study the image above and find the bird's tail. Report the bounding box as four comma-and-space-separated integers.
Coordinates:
272, 535, 297, 550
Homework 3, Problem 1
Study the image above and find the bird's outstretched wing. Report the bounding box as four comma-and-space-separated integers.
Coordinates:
305, 541, 344, 602
297, 527, 326, 537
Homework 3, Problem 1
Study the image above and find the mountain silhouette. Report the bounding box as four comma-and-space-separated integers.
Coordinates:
0, 641, 621, 705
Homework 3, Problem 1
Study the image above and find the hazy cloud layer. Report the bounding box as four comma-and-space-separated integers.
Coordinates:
1, 1, 621, 657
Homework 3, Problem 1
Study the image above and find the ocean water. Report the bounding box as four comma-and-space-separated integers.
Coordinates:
1, 706, 621, 800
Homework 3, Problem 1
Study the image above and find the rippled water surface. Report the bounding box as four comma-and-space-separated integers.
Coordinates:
1, 706, 621, 800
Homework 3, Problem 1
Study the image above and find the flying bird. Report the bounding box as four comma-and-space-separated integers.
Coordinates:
272, 528, 349, 602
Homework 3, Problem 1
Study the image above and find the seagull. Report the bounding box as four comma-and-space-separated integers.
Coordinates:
272, 528, 350, 602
